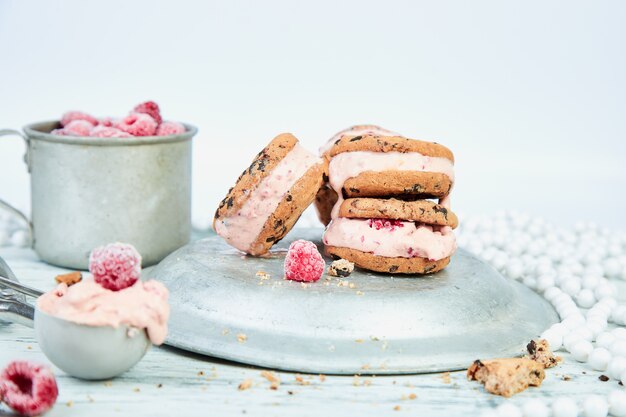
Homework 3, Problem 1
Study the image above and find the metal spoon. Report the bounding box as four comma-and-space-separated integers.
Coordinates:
0, 259, 150, 380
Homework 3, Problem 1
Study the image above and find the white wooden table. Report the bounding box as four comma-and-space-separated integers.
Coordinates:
0, 245, 620, 417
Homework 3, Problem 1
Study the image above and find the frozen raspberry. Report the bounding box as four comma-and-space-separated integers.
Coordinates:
284, 240, 325, 282
133, 101, 162, 125
156, 121, 185, 136
368, 218, 405, 231
98, 117, 115, 127
90, 125, 132, 138
0, 361, 58, 417
60, 111, 98, 127
50, 128, 74, 136
89, 242, 142, 291
61, 120, 93, 136
115, 112, 158, 136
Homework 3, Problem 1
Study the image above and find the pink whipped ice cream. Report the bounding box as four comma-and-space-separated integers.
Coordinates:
323, 218, 456, 260
215, 143, 322, 253
327, 150, 455, 218
319, 125, 400, 155
37, 279, 170, 345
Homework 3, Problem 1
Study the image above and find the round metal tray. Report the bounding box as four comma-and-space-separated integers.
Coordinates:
147, 229, 558, 374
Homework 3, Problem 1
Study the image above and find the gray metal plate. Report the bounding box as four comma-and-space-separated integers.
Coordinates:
147, 229, 558, 374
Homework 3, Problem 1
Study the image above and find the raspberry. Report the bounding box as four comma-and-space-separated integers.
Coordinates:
89, 242, 142, 291
90, 125, 132, 138
156, 121, 185, 136
62, 120, 93, 136
98, 117, 115, 127
284, 240, 325, 282
115, 112, 157, 136
133, 101, 162, 125
368, 218, 405, 231
60, 111, 98, 127
0, 361, 58, 417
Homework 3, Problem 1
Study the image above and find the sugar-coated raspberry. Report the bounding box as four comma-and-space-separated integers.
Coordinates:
98, 117, 115, 127
61, 120, 93, 136
115, 112, 157, 136
0, 361, 58, 417
133, 101, 162, 125
50, 128, 74, 136
284, 240, 325, 282
89, 242, 142, 291
60, 111, 98, 127
90, 125, 132, 138
368, 218, 405, 231
156, 121, 185, 136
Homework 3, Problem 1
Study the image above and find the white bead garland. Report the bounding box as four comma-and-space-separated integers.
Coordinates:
457, 211, 626, 415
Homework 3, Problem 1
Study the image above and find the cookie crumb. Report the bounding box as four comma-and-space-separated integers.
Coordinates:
319, 374, 326, 382
440, 372, 451, 384
295, 375, 310, 386
238, 379, 253, 391
467, 358, 545, 397
328, 259, 354, 277
260, 371, 280, 390
526, 339, 561, 368
133, 387, 140, 393
599, 375, 609, 382
256, 271, 271, 280
66, 401, 73, 407
237, 334, 247, 343
562, 375, 571, 381
55, 271, 82, 286
393, 405, 401, 411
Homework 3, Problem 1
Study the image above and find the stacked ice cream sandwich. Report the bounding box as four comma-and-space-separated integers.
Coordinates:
319, 127, 458, 274
213, 127, 457, 275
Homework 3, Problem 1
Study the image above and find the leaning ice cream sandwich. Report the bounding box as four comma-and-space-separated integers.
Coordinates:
214, 133, 327, 256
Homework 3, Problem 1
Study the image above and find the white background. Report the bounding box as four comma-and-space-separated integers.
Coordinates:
0, 0, 624, 229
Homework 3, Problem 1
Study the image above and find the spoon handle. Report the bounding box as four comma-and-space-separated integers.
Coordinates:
0, 275, 43, 298
0, 291, 34, 328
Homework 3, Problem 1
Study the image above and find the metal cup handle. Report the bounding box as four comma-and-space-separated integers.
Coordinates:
0, 129, 34, 246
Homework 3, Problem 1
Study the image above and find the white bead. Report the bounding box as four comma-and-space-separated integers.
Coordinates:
597, 332, 616, 349
550, 322, 569, 337
576, 289, 596, 308
572, 326, 594, 342
563, 314, 586, 329
552, 397, 578, 417
536, 274, 555, 292
506, 261, 525, 280
522, 398, 549, 417
571, 339, 593, 362
562, 278, 582, 297
609, 390, 626, 417
540, 330, 563, 351
586, 320, 607, 337
612, 306, 626, 323
609, 356, 626, 379
523, 276, 537, 290
496, 402, 522, 417
610, 340, 626, 357
582, 395, 608, 417
605, 258, 623, 278
595, 283, 616, 300
581, 275, 600, 290
588, 347, 612, 371
612, 328, 626, 340
544, 287, 562, 301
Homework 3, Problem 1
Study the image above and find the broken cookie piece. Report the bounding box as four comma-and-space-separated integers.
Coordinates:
526, 339, 561, 369
467, 358, 545, 397
54, 271, 82, 287
328, 259, 355, 277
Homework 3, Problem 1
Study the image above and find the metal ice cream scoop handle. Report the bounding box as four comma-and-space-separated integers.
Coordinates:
0, 258, 150, 380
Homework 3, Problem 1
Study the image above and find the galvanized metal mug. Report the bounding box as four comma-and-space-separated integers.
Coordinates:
0, 121, 197, 269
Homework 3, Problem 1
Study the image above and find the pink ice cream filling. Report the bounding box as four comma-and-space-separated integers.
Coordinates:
37, 279, 170, 345
215, 143, 322, 253
323, 218, 456, 261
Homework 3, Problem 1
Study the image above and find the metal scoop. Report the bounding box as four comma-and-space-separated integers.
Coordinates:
0, 258, 150, 380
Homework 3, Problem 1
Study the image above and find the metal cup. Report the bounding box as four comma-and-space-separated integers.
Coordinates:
0, 121, 197, 269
